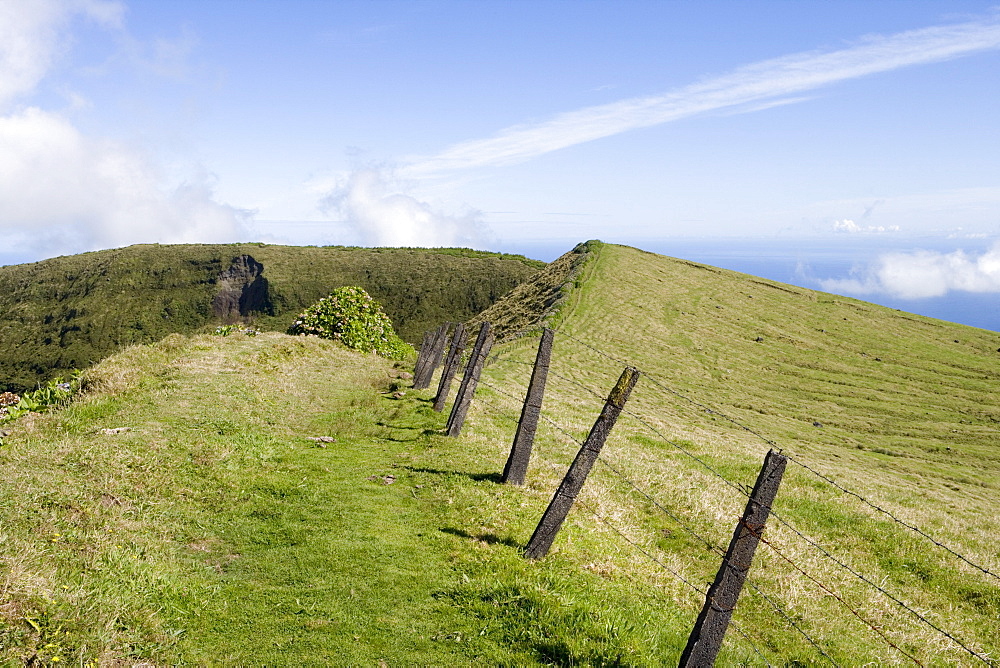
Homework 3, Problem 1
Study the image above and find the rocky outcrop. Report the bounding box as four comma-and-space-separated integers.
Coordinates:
211, 255, 273, 322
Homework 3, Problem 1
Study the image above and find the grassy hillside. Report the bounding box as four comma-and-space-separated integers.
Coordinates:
470, 241, 1000, 664
1, 242, 997, 664
0, 243, 543, 393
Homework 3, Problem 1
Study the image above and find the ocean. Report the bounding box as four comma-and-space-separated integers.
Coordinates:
499, 236, 1000, 333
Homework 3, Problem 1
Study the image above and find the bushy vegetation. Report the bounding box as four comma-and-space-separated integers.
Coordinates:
0, 372, 82, 443
289, 287, 413, 359
0, 243, 543, 392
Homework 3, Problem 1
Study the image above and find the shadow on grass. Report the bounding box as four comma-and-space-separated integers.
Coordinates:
375, 420, 423, 430
439, 526, 521, 549
403, 465, 502, 483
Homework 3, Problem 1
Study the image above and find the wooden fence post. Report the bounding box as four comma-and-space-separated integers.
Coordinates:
501, 328, 555, 485
446, 322, 493, 436
433, 323, 467, 412
414, 322, 450, 389
679, 448, 787, 667
524, 366, 640, 559
413, 330, 434, 383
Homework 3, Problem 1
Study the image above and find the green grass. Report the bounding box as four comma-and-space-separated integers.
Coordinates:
0, 331, 703, 665
1, 242, 998, 665
464, 242, 1000, 665
0, 243, 543, 393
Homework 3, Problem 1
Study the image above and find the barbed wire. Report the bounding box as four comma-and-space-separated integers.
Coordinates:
557, 382, 985, 660
764, 511, 991, 663
554, 331, 1000, 585
467, 327, 994, 662
593, 451, 836, 664
595, 455, 725, 556
783, 454, 1000, 584
576, 497, 709, 598
481, 375, 831, 665
487, 356, 536, 369
547, 367, 614, 403
738, 574, 840, 666
555, 328, 637, 369
727, 622, 777, 668
577, 498, 831, 667
618, 404, 756, 500
616, 400, 989, 663
742, 520, 924, 666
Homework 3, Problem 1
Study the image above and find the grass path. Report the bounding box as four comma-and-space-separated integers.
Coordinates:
1, 330, 694, 665
0, 333, 495, 664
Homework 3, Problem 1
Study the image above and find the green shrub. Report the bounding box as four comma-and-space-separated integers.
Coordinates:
288, 287, 413, 359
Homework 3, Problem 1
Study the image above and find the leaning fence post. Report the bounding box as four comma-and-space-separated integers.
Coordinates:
413, 330, 434, 383
680, 448, 787, 667
524, 366, 640, 559
414, 322, 450, 389
446, 322, 493, 436
502, 328, 555, 485
433, 323, 467, 412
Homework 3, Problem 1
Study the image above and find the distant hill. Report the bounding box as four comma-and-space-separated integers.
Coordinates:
0, 243, 543, 392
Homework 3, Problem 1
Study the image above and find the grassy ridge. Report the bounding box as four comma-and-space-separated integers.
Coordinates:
0, 331, 695, 665
466, 242, 1000, 664
0, 243, 543, 393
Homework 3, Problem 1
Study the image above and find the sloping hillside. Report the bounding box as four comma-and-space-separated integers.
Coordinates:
0, 244, 542, 392
467, 241, 1000, 664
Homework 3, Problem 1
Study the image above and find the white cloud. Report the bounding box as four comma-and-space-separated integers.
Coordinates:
319, 168, 490, 248
0, 1, 252, 259
0, 0, 124, 110
832, 219, 901, 233
0, 107, 250, 255
402, 14, 1000, 177
820, 243, 1000, 299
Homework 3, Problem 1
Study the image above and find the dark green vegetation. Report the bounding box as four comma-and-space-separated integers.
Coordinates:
0, 241, 997, 664
0, 243, 542, 392
289, 286, 412, 359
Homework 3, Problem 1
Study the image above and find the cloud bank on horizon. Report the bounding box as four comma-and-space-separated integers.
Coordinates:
820, 243, 1000, 300
0, 0, 249, 257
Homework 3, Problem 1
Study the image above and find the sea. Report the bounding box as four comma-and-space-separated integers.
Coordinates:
497, 236, 1000, 334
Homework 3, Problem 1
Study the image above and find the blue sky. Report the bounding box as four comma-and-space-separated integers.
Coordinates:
1, 1, 999, 326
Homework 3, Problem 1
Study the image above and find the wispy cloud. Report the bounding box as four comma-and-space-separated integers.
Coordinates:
832, 219, 900, 234
0, 0, 124, 110
403, 14, 1000, 176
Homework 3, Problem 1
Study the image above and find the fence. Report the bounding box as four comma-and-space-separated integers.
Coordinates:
412, 322, 999, 666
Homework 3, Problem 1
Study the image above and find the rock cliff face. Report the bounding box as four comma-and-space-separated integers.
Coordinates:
211, 255, 272, 322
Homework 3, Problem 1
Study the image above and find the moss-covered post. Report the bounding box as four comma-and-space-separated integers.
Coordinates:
524, 366, 640, 559
433, 323, 467, 412
680, 448, 787, 667
502, 328, 554, 485
446, 322, 493, 436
